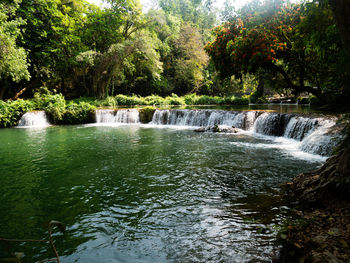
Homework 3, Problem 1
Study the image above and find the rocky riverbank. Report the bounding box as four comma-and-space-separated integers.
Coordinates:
279, 145, 350, 262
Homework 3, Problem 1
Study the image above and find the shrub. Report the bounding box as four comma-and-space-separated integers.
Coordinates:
184, 94, 198, 105
297, 97, 310, 105
234, 97, 249, 105
0, 99, 34, 127
143, 95, 166, 105
33, 92, 65, 109
115, 94, 142, 106
139, 106, 156, 123
63, 102, 96, 124
45, 96, 66, 124
72, 97, 102, 106
195, 95, 224, 105
256, 97, 268, 104
224, 96, 249, 105
101, 96, 117, 107
165, 94, 185, 105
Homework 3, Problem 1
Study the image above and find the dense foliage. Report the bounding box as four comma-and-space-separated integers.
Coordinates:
0, 0, 219, 100
0, 0, 349, 108
205, 0, 350, 105
0, 91, 248, 127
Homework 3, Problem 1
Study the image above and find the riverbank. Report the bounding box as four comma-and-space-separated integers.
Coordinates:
279, 142, 350, 262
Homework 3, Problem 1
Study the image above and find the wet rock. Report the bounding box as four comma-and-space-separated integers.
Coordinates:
336, 147, 350, 175
214, 126, 241, 133
194, 125, 241, 133
287, 146, 350, 203
194, 127, 207, 132
280, 145, 350, 263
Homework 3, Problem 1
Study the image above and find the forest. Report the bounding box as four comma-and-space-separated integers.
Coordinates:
1, 0, 350, 262
1, 0, 349, 106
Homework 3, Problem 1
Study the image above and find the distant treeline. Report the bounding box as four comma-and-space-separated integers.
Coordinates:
0, 0, 349, 107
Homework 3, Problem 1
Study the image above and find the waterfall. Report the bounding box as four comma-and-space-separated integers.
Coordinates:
254, 114, 341, 156
253, 113, 292, 136
95, 109, 140, 124
283, 116, 318, 140
151, 109, 259, 129
17, 111, 50, 127
300, 119, 341, 156
149, 109, 341, 156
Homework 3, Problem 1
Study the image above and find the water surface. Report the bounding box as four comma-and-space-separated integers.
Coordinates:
0, 125, 322, 262
121, 104, 331, 115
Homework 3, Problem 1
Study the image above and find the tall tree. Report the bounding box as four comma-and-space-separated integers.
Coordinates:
205, 0, 350, 103
329, 0, 350, 52
0, 0, 30, 99
17, 0, 86, 92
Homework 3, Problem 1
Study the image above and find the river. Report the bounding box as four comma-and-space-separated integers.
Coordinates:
0, 121, 325, 262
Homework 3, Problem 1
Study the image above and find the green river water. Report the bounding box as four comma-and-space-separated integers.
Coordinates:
0, 125, 323, 262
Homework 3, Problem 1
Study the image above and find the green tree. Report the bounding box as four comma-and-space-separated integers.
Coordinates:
17, 0, 87, 93
205, 0, 350, 103
158, 0, 216, 42
0, 0, 30, 99
173, 23, 209, 94
81, 5, 124, 53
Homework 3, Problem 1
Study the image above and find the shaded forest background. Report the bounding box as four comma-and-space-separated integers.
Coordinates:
0, 0, 349, 106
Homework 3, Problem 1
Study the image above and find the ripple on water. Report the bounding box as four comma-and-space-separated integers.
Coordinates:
0, 126, 324, 262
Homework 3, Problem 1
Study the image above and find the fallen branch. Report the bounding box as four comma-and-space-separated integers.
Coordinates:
12, 87, 27, 100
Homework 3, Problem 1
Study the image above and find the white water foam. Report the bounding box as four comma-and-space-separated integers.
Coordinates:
92, 108, 341, 160
233, 132, 328, 162
17, 111, 50, 128
95, 109, 140, 124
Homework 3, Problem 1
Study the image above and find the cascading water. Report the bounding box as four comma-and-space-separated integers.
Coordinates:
17, 111, 50, 127
95, 109, 140, 124
150, 109, 341, 156
253, 113, 292, 136
151, 109, 259, 129
300, 119, 341, 156
283, 116, 318, 140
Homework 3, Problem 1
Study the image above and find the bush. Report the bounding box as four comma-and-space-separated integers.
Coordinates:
63, 102, 96, 124
139, 106, 156, 123
72, 97, 102, 106
297, 97, 310, 105
115, 94, 142, 106
45, 96, 66, 124
141, 95, 165, 105
0, 99, 34, 128
225, 96, 249, 105
184, 94, 198, 105
194, 95, 224, 105
33, 92, 66, 109
165, 94, 185, 105
101, 96, 117, 107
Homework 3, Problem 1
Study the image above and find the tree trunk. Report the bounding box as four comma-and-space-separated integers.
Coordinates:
329, 0, 350, 53
256, 76, 264, 98
269, 63, 325, 99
